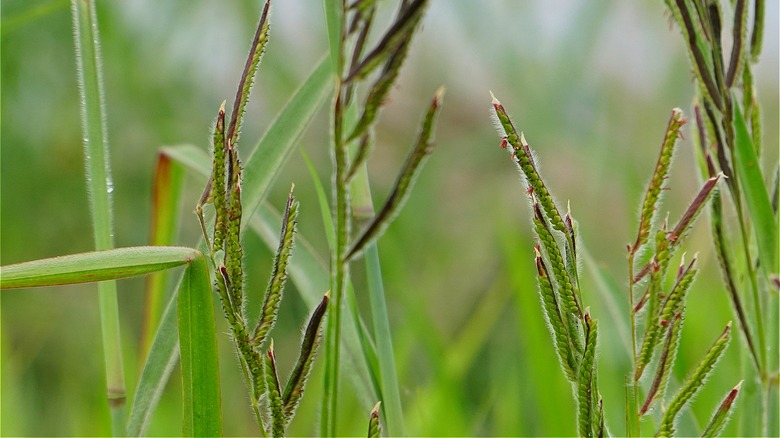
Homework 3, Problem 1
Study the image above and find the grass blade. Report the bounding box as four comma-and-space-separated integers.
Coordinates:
178, 255, 222, 437
733, 100, 777, 279
70, 0, 125, 432
240, 57, 332, 229
140, 153, 186, 363
323, 0, 344, 77
127, 281, 181, 436
0, 246, 200, 289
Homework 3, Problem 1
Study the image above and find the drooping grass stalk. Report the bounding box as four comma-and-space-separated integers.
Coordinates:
70, 0, 125, 434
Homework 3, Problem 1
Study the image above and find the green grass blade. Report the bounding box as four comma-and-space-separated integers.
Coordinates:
127, 281, 181, 436
178, 255, 222, 437
733, 100, 777, 279
140, 153, 186, 363
240, 57, 332, 227
0, 246, 200, 289
322, 0, 343, 77
70, 0, 125, 432
363, 244, 405, 436
302, 149, 336, 248
349, 147, 405, 435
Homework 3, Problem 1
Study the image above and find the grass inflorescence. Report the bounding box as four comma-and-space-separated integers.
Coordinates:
492, 92, 739, 436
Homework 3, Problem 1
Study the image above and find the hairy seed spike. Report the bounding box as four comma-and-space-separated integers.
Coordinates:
658, 322, 731, 436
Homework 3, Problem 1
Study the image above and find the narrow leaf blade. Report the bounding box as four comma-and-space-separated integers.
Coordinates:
178, 255, 222, 436
733, 100, 777, 278
1, 246, 199, 289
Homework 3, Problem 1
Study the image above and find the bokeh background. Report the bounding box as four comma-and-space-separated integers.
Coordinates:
2, 0, 778, 436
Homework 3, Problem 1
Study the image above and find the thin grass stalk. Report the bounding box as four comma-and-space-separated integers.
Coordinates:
70, 0, 125, 433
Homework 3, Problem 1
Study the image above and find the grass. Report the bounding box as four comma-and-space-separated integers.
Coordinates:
1, 0, 778, 436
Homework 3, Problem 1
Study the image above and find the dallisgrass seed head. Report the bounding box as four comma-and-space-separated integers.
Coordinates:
658, 256, 697, 325
347, 35, 413, 142
346, 86, 445, 261
252, 185, 299, 349
701, 380, 743, 437
631, 108, 686, 256
535, 246, 578, 382
635, 256, 663, 381
211, 102, 228, 254
263, 341, 286, 437
343, 0, 427, 84
664, 0, 724, 112
227, 0, 271, 147
367, 401, 382, 438
667, 173, 722, 246
490, 93, 566, 234
640, 312, 683, 416
577, 312, 599, 438
657, 322, 732, 437
533, 200, 583, 323
282, 292, 329, 424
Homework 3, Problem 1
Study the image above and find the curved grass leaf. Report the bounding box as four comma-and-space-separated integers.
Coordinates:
128, 281, 181, 436
733, 100, 777, 279
178, 255, 222, 437
241, 57, 331, 224
0, 246, 200, 289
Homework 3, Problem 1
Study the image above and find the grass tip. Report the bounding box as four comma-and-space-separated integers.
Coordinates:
372, 401, 382, 414
219, 100, 226, 113
489, 90, 499, 105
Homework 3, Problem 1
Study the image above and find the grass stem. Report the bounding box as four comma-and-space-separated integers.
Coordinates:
71, 0, 126, 434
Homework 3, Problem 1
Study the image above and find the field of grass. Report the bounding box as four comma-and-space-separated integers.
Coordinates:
2, 0, 778, 436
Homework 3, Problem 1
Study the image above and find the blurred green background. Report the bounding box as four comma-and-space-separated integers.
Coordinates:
2, 0, 777, 436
